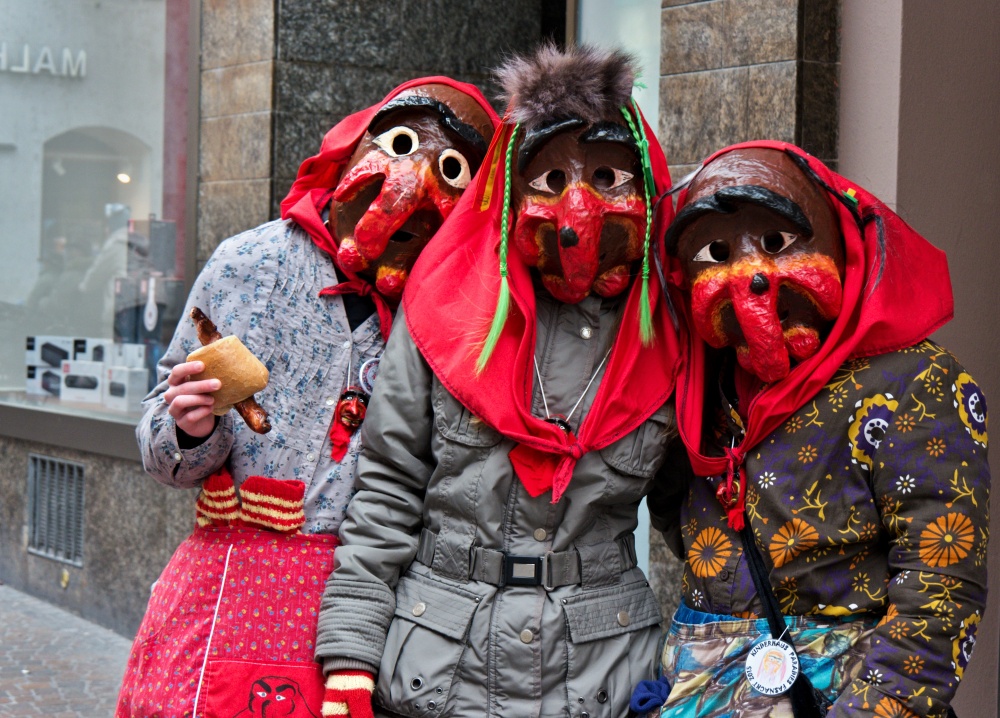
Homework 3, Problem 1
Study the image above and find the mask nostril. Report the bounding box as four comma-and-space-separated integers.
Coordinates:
559, 226, 579, 248
750, 273, 770, 295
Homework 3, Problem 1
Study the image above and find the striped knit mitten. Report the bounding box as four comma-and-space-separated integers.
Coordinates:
195, 467, 239, 527
322, 670, 375, 718
237, 476, 305, 533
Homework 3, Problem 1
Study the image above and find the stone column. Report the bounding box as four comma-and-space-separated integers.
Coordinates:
658, 0, 839, 180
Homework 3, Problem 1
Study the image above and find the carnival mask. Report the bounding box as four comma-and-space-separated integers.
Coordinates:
667, 148, 845, 383
329, 84, 494, 301
512, 120, 646, 304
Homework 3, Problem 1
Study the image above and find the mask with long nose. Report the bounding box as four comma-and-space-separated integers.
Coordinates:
667, 148, 845, 384
511, 120, 646, 304
328, 84, 493, 302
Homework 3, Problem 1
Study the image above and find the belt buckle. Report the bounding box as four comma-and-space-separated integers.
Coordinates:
503, 554, 547, 587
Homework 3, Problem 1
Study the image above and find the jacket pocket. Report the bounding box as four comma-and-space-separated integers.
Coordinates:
562, 578, 663, 718
598, 401, 676, 479
376, 571, 482, 717
432, 380, 503, 448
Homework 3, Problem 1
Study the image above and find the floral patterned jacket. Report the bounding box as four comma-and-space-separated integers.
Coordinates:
136, 219, 384, 534
678, 340, 989, 717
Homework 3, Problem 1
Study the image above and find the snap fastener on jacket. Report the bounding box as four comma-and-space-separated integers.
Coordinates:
412, 602, 427, 617
581, 712, 590, 718
719, 568, 730, 580
519, 629, 534, 643
580, 326, 593, 339
617, 611, 630, 627
597, 689, 608, 703
410, 677, 423, 689
533, 528, 547, 541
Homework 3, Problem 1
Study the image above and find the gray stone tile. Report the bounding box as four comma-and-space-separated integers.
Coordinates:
659, 67, 747, 166
201, 62, 274, 118
197, 180, 273, 261
271, 178, 296, 221
277, 0, 542, 77
801, 0, 840, 63
199, 113, 273, 182
724, 0, 798, 66
201, 0, 275, 69
272, 111, 338, 183
648, 530, 684, 622
799, 60, 839, 162
275, 62, 414, 117
660, 0, 726, 75
744, 61, 797, 143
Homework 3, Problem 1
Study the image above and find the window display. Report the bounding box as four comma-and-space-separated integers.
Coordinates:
0, 0, 190, 421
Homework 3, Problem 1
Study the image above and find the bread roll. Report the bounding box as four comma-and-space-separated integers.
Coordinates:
186, 335, 269, 416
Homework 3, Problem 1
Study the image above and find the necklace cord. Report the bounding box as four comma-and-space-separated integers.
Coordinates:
533, 347, 612, 429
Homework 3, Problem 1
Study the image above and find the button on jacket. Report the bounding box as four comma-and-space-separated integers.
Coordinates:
317, 294, 686, 718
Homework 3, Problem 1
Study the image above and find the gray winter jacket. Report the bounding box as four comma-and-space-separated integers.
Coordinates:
317, 293, 684, 718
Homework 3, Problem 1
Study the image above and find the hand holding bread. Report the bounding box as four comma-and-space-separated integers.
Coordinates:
173, 307, 272, 434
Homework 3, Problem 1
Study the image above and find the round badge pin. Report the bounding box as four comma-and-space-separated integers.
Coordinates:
359, 357, 380, 395
744, 639, 799, 696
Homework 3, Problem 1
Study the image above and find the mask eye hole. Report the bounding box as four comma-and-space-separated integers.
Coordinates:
528, 169, 567, 194
592, 166, 634, 190
692, 240, 730, 263
373, 126, 419, 157
439, 148, 472, 189
760, 230, 798, 254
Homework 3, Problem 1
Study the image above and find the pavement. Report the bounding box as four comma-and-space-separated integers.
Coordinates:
0, 584, 133, 717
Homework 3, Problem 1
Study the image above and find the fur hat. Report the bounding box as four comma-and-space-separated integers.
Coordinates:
496, 43, 639, 129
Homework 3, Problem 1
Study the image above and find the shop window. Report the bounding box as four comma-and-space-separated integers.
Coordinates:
0, 0, 191, 422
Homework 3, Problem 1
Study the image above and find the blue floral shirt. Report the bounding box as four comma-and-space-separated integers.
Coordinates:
136, 219, 385, 535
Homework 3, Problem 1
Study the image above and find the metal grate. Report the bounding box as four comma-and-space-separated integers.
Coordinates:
27, 454, 85, 566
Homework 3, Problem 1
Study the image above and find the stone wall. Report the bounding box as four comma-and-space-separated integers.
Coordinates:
0, 436, 197, 636
658, 0, 839, 179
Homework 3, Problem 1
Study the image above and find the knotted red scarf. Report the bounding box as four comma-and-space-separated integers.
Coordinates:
403, 114, 681, 502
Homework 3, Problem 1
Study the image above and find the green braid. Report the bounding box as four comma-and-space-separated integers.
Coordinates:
476, 123, 520, 374
620, 99, 656, 345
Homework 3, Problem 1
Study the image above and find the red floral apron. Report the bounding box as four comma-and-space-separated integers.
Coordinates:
116, 526, 336, 717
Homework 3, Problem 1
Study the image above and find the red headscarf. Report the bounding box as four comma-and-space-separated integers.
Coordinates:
403, 114, 681, 502
673, 141, 954, 529
280, 77, 500, 340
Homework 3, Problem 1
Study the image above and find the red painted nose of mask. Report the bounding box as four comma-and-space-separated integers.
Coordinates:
514, 185, 645, 304
691, 254, 843, 383
333, 154, 457, 273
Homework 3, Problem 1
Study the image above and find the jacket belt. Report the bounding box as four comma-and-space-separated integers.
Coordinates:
414, 528, 637, 589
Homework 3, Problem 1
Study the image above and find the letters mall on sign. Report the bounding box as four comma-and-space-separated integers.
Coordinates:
0, 43, 86, 78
